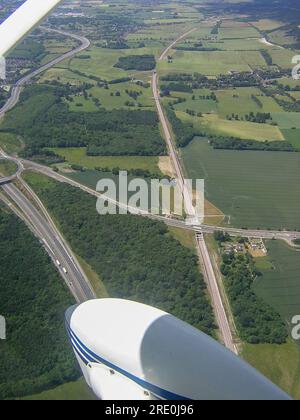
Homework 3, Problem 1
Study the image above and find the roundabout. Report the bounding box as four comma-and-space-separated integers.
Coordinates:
0, 153, 23, 184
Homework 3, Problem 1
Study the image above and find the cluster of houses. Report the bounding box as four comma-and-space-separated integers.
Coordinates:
222, 238, 267, 257
223, 241, 245, 255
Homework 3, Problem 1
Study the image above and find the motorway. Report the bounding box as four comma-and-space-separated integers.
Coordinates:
0, 27, 90, 117
1, 181, 95, 302
0, 27, 95, 303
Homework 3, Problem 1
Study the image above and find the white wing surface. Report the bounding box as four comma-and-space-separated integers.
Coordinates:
0, 0, 63, 57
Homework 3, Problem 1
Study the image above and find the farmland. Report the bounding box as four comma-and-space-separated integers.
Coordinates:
158, 50, 252, 76
241, 241, 300, 400
178, 112, 284, 141
22, 378, 95, 401
67, 80, 155, 112
253, 240, 300, 341
281, 129, 300, 148
182, 138, 300, 230
242, 341, 300, 400
48, 147, 163, 174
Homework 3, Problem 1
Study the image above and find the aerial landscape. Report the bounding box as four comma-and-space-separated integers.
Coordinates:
0, 0, 300, 401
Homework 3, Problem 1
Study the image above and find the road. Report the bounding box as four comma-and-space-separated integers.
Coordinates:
1, 181, 95, 302
2, 146, 300, 245
0, 27, 90, 117
0, 28, 95, 303
159, 27, 197, 61
154, 29, 237, 353
152, 71, 197, 223
22, 159, 300, 242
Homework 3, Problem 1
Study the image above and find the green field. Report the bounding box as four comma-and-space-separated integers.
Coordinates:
0, 160, 18, 177
251, 19, 284, 31
205, 38, 265, 51
60, 45, 162, 82
166, 87, 283, 119
277, 77, 300, 89
68, 80, 154, 112
0, 132, 23, 154
167, 89, 218, 114
242, 341, 300, 400
167, 226, 197, 252
126, 21, 194, 46
59, 47, 132, 81
216, 88, 282, 117
268, 48, 296, 70
269, 29, 298, 47
219, 21, 261, 39
178, 112, 284, 141
182, 138, 300, 230
49, 147, 162, 173
39, 67, 95, 85
217, 88, 262, 117
281, 129, 300, 148
253, 240, 300, 340
22, 378, 95, 401
272, 112, 300, 129
158, 50, 252, 76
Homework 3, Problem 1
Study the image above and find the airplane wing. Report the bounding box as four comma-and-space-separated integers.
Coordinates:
0, 0, 63, 57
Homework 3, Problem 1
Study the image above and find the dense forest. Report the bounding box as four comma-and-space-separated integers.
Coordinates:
114, 55, 156, 71
27, 176, 215, 337
0, 209, 78, 400
1, 84, 166, 157
216, 235, 287, 344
